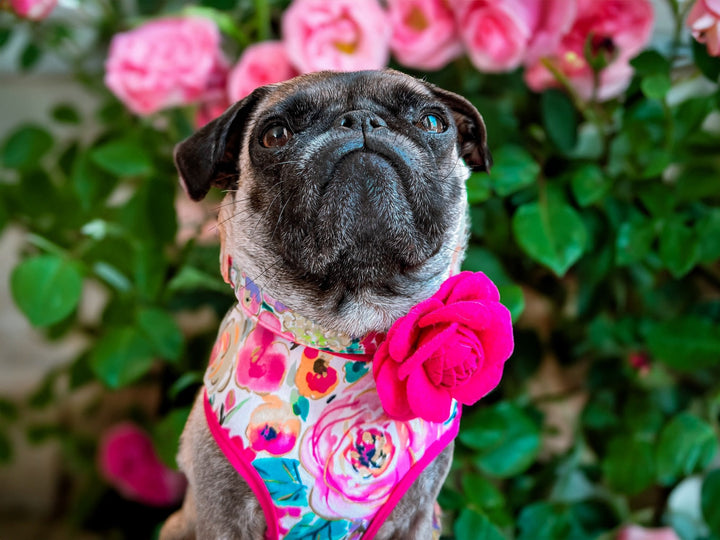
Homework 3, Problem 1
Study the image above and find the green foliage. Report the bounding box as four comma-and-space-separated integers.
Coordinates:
1, 1, 719, 539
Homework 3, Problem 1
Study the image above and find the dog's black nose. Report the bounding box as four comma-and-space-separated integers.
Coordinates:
335, 110, 387, 131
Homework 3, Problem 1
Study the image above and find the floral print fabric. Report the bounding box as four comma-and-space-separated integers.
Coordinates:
204, 262, 459, 539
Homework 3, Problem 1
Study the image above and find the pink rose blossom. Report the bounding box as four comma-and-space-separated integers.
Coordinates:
194, 52, 231, 128
105, 17, 224, 116
451, 0, 575, 73
282, 0, 391, 73
300, 377, 442, 519
98, 423, 186, 506
524, 0, 654, 101
373, 271, 514, 423
387, 0, 463, 70
617, 525, 680, 540
10, 0, 56, 20
687, 0, 720, 57
227, 41, 298, 103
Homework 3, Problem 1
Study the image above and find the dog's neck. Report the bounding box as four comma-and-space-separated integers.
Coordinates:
219, 251, 383, 354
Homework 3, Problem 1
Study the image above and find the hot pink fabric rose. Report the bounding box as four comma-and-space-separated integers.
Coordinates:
98, 423, 186, 506
387, 0, 463, 70
300, 379, 440, 520
227, 41, 299, 103
617, 525, 680, 540
373, 271, 514, 423
105, 17, 223, 116
687, 0, 720, 57
10, 0, 56, 20
451, 0, 575, 73
281, 0, 391, 73
524, 0, 654, 101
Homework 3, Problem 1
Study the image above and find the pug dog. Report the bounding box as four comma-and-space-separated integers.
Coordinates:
160, 70, 490, 540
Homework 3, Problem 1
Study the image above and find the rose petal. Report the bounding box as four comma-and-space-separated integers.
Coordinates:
406, 368, 453, 422
419, 300, 502, 330
397, 322, 458, 380
452, 359, 506, 405
387, 298, 442, 361
434, 271, 500, 304
375, 359, 414, 420
478, 303, 515, 362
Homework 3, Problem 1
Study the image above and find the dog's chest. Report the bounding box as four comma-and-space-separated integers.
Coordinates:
203, 268, 459, 539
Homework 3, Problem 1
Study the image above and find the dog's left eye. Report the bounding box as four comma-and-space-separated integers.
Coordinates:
417, 114, 445, 133
262, 125, 293, 148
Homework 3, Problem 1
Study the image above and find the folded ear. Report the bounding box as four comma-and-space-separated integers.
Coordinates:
427, 84, 492, 173
174, 87, 270, 201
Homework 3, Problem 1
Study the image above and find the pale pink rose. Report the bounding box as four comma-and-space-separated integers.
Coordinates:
300, 378, 442, 520
98, 423, 186, 506
617, 525, 680, 540
687, 0, 720, 57
387, 0, 463, 70
282, 0, 391, 73
524, 0, 654, 101
227, 41, 298, 103
452, 0, 575, 73
195, 52, 231, 128
105, 17, 223, 116
10, 0, 56, 20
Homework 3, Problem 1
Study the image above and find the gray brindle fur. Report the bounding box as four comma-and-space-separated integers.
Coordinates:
160, 70, 491, 540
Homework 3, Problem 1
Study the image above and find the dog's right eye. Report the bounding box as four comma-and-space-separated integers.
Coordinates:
261, 125, 293, 148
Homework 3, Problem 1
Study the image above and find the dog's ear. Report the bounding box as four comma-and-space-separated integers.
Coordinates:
174, 87, 270, 201
427, 84, 492, 173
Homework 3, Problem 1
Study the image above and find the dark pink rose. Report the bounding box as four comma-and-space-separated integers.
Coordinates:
452, 0, 574, 73
9, 0, 56, 20
282, 0, 391, 73
227, 41, 298, 103
387, 0, 463, 70
687, 0, 720, 57
617, 525, 680, 540
105, 17, 223, 116
524, 0, 654, 101
373, 271, 514, 422
98, 423, 186, 507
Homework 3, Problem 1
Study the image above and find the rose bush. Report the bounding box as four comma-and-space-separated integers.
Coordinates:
373, 272, 514, 423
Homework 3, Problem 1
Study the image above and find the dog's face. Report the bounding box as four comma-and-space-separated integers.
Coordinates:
175, 70, 490, 335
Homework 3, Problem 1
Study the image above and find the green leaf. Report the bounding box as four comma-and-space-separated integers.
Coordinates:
90, 138, 154, 177
541, 89, 578, 153
51, 104, 81, 124
517, 503, 584, 540
615, 219, 655, 266
461, 473, 506, 511
656, 414, 718, 485
153, 407, 191, 469
467, 171, 492, 204
0, 28, 11, 49
459, 402, 541, 477
630, 50, 671, 76
455, 508, 505, 540
2, 124, 53, 171
646, 316, 720, 371
702, 469, 720, 536
167, 266, 229, 295
20, 42, 41, 70
692, 39, 720, 82
71, 153, 116, 211
571, 164, 608, 207
490, 145, 539, 196
602, 436, 655, 495
137, 308, 183, 362
512, 198, 588, 276
659, 220, 699, 278
699, 209, 720, 263
10, 255, 83, 327
641, 73, 672, 100
0, 430, 12, 464
498, 284, 524, 323
90, 327, 156, 388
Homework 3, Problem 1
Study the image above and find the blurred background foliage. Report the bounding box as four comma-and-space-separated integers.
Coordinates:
1, 0, 720, 539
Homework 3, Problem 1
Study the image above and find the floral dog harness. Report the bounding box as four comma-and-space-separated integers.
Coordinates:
204, 256, 461, 540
